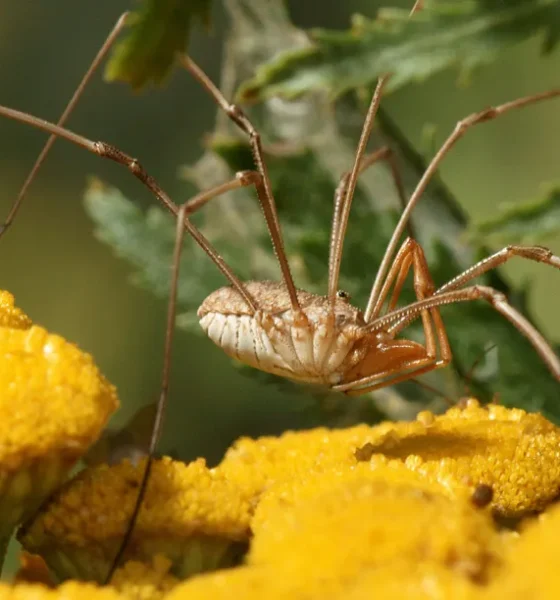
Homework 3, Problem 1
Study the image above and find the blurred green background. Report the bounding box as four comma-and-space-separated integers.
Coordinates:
0, 0, 559, 468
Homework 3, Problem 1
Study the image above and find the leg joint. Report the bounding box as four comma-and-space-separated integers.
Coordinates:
236, 170, 262, 186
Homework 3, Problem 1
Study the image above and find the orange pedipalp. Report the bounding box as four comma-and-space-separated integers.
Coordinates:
344, 338, 428, 383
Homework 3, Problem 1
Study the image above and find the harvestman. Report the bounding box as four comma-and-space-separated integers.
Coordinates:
1, 9, 560, 583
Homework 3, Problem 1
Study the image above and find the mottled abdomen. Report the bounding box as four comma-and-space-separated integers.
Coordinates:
198, 312, 311, 382
197, 281, 369, 385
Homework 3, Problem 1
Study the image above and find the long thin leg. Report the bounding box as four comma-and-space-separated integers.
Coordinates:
339, 357, 443, 396
177, 55, 301, 312
366, 284, 560, 379
368, 237, 415, 317
410, 241, 452, 363
329, 146, 410, 302
388, 244, 560, 337
336, 241, 452, 394
0, 12, 129, 239
0, 106, 265, 311
370, 236, 426, 319
363, 237, 438, 357
365, 88, 560, 322
437, 245, 560, 294
358, 240, 445, 395
327, 0, 424, 304
104, 202, 190, 583
369, 237, 451, 361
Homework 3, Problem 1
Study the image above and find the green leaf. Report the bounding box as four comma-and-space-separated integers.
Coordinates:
105, 0, 212, 89
238, 0, 560, 101
469, 185, 560, 245
83, 179, 229, 310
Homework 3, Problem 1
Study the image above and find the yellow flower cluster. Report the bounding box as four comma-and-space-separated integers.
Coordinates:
11, 398, 560, 598
0, 291, 118, 556
8, 555, 179, 600
3, 290, 560, 599
0, 581, 122, 600
216, 423, 375, 503
217, 399, 560, 517
19, 457, 251, 581
250, 474, 501, 582
485, 501, 560, 598
355, 400, 560, 517
0, 291, 32, 329
111, 556, 179, 600
165, 561, 479, 600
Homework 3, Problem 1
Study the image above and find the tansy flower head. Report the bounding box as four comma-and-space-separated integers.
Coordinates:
486, 502, 560, 599
216, 424, 376, 505
167, 561, 480, 600
354, 399, 560, 517
11, 552, 179, 599
249, 472, 502, 584
340, 560, 479, 600
250, 460, 466, 534
0, 582, 123, 600
165, 565, 343, 600
19, 457, 251, 582
110, 555, 179, 600
0, 291, 32, 329
218, 400, 560, 518
0, 291, 118, 565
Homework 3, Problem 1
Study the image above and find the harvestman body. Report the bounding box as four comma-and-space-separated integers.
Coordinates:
198, 281, 433, 389
1, 5, 560, 583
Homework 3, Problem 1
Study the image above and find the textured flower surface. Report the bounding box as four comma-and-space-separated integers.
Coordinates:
217, 399, 560, 517
166, 561, 480, 600
2, 289, 560, 598
0, 292, 32, 330
353, 400, 560, 517
111, 556, 179, 600
216, 423, 376, 504
250, 470, 501, 582
0, 325, 118, 470
19, 457, 251, 582
485, 502, 560, 599
0, 291, 119, 565
0, 581, 123, 600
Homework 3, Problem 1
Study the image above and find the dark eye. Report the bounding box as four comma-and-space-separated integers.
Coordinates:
336, 290, 350, 301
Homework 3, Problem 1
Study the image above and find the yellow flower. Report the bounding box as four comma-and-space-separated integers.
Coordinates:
218, 400, 560, 518
11, 554, 178, 600
354, 399, 560, 517
165, 565, 336, 600
341, 561, 480, 599
19, 457, 251, 582
0, 291, 32, 329
486, 502, 560, 598
0, 582, 123, 600
0, 291, 118, 562
111, 555, 179, 600
216, 423, 375, 505
249, 472, 501, 584
0, 325, 118, 471
167, 560, 480, 600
